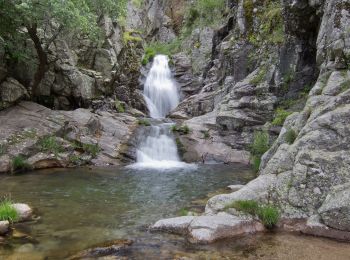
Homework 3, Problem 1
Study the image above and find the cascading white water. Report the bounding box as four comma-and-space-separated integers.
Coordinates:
130, 55, 193, 169
143, 55, 179, 118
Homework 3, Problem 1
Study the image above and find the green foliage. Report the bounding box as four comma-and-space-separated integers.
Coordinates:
175, 138, 186, 156
250, 131, 270, 172
225, 200, 279, 229
38, 136, 64, 156
171, 125, 190, 135
225, 200, 259, 215
142, 39, 181, 65
246, 1, 284, 46
82, 143, 100, 158
69, 154, 81, 165
201, 130, 210, 139
115, 99, 125, 113
257, 205, 280, 229
131, 0, 143, 8
12, 155, 31, 172
285, 128, 297, 144
123, 31, 142, 44
0, 199, 19, 223
250, 67, 267, 85
179, 208, 189, 216
138, 119, 151, 126
182, 0, 226, 33
272, 108, 292, 126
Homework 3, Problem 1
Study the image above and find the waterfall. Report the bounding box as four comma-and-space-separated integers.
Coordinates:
130, 55, 193, 169
143, 55, 179, 118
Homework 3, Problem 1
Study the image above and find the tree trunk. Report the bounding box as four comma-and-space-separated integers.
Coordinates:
26, 24, 48, 98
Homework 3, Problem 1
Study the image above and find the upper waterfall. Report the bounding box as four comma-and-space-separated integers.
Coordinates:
144, 55, 179, 118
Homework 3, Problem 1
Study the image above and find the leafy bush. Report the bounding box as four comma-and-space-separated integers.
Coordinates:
272, 108, 292, 126
39, 136, 64, 156
285, 128, 297, 144
257, 205, 280, 229
12, 155, 31, 172
138, 119, 151, 126
0, 199, 18, 223
250, 131, 270, 172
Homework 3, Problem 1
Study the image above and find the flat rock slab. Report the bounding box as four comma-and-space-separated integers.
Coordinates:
0, 221, 9, 235
12, 203, 33, 221
151, 216, 195, 235
151, 213, 264, 243
188, 214, 264, 244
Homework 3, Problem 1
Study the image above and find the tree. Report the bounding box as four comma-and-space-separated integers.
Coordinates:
0, 0, 127, 97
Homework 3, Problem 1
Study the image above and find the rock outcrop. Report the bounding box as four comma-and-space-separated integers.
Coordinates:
0, 101, 137, 173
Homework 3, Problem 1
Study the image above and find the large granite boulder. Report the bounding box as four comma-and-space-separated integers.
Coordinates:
0, 78, 29, 111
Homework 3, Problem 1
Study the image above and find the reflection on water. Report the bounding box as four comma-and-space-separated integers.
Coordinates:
0, 165, 349, 259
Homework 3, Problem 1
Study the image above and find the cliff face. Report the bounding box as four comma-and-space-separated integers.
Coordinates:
203, 0, 350, 235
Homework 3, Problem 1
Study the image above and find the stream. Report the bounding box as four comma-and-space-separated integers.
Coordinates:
1, 166, 350, 259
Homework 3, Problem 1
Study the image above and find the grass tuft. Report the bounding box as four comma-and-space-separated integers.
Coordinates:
138, 119, 151, 126
257, 205, 280, 229
38, 136, 64, 156
272, 108, 292, 126
250, 131, 270, 173
225, 200, 279, 229
0, 198, 19, 223
285, 128, 297, 144
12, 155, 31, 172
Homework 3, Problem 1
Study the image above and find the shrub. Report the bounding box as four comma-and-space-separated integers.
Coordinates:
285, 128, 297, 144
138, 119, 151, 126
38, 136, 64, 156
12, 155, 31, 172
257, 205, 280, 229
250, 131, 270, 173
272, 108, 292, 126
0, 199, 19, 223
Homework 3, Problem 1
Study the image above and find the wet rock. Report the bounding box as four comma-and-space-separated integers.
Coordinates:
12, 203, 33, 222
0, 221, 9, 235
151, 216, 195, 235
69, 239, 133, 259
0, 155, 11, 173
227, 185, 244, 192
